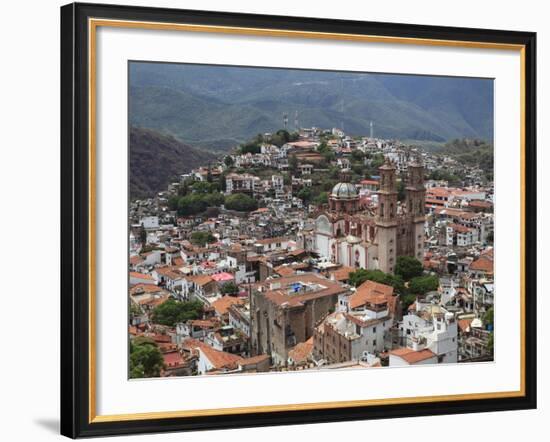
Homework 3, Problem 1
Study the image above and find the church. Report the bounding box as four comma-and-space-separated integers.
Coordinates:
309, 159, 426, 274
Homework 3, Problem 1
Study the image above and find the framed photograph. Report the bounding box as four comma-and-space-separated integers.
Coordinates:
60, 2, 537, 438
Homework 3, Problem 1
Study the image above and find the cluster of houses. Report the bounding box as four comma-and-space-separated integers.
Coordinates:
129, 126, 495, 377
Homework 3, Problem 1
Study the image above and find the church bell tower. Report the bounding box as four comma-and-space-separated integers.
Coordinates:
376, 158, 398, 273
405, 160, 426, 261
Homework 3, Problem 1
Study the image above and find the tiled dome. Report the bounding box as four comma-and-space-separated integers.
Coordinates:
331, 182, 358, 198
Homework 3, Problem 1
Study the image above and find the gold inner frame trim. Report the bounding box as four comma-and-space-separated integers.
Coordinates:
88, 17, 527, 424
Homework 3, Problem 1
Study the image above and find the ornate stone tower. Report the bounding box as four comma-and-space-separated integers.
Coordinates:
406, 160, 426, 261
376, 158, 398, 273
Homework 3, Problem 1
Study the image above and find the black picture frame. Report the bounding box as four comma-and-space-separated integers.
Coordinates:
61, 2, 537, 438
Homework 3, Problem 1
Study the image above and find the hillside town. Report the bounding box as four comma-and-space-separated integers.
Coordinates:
128, 126, 494, 378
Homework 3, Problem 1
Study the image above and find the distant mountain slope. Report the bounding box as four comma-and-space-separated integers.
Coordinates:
130, 127, 216, 198
129, 63, 494, 150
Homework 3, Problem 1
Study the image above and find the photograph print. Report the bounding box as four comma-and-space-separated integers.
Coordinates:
128, 62, 495, 379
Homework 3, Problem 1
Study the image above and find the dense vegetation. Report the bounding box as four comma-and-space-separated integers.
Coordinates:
190, 231, 216, 246
394, 256, 424, 281
129, 337, 165, 379
150, 299, 203, 327
349, 269, 405, 293
408, 275, 440, 295
225, 193, 258, 212
167, 180, 225, 217
130, 127, 216, 198
220, 281, 239, 295
348, 257, 440, 311
439, 138, 494, 180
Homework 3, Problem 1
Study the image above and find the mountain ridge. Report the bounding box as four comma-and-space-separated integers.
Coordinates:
129, 63, 494, 150
130, 126, 217, 199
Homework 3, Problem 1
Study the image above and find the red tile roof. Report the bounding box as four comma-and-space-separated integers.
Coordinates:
389, 347, 436, 364
329, 266, 355, 282
350, 280, 394, 310
263, 274, 348, 307
288, 337, 314, 364
163, 350, 184, 367
470, 255, 494, 273
211, 296, 245, 316
130, 271, 154, 281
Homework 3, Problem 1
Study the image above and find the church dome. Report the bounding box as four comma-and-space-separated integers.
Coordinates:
331, 182, 358, 198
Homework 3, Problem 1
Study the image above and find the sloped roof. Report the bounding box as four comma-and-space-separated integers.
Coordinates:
350, 280, 394, 310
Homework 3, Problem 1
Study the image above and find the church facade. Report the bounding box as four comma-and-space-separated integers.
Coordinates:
309, 159, 426, 274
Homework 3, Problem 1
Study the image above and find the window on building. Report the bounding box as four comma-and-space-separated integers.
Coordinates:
373, 327, 377, 333
373, 339, 376, 347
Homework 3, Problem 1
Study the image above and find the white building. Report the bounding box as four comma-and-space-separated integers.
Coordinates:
397, 306, 458, 364
139, 216, 159, 229
225, 173, 260, 196
271, 175, 284, 196
446, 223, 479, 247
315, 297, 394, 363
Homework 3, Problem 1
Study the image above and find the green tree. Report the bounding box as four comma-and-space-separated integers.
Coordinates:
190, 231, 216, 246
177, 181, 190, 197
270, 129, 295, 147
483, 307, 494, 328
239, 134, 263, 154
139, 224, 147, 247
224, 155, 234, 167
177, 194, 208, 216
220, 281, 239, 295
349, 269, 404, 292
397, 179, 406, 202
317, 141, 329, 154
313, 191, 328, 206
297, 187, 313, 203
151, 299, 203, 327
351, 163, 365, 176
401, 293, 418, 311
317, 144, 335, 162
395, 256, 424, 281
487, 332, 494, 356
192, 181, 216, 194
225, 193, 258, 212
203, 192, 225, 207
167, 195, 180, 211
370, 153, 385, 170
288, 155, 299, 174
129, 338, 165, 378
409, 275, 439, 295
351, 150, 365, 162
